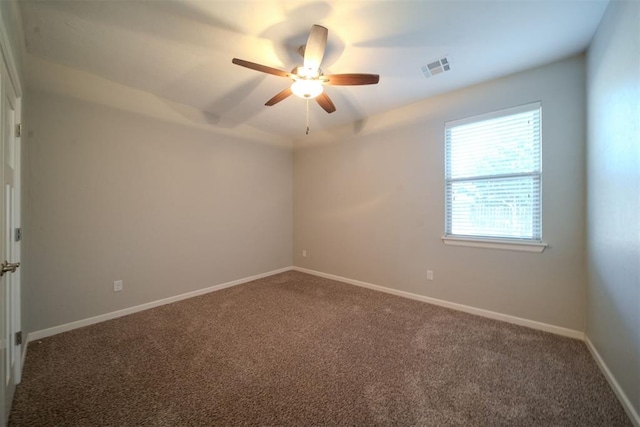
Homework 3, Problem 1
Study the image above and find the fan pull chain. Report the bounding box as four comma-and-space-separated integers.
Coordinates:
306, 99, 310, 135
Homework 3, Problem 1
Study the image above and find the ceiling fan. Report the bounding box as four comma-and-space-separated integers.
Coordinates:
232, 24, 379, 124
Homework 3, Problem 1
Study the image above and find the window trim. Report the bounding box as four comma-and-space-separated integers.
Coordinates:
443, 102, 547, 252
445, 102, 541, 129
441, 235, 547, 252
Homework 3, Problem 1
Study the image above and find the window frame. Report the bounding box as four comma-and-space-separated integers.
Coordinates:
441, 102, 548, 253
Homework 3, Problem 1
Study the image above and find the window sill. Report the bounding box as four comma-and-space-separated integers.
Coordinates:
441, 236, 548, 253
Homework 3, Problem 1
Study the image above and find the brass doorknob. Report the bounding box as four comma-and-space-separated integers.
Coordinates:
0, 261, 20, 277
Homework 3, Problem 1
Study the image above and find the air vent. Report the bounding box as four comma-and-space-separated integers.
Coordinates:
421, 56, 451, 78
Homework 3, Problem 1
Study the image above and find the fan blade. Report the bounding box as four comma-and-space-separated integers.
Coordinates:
303, 25, 328, 70
232, 58, 291, 78
325, 74, 380, 85
315, 92, 336, 114
265, 87, 293, 106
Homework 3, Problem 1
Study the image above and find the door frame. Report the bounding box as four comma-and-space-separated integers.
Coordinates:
0, 6, 23, 425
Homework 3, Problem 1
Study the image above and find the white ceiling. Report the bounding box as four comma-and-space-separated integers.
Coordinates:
19, 0, 609, 138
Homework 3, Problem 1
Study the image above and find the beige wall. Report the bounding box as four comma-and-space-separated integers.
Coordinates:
586, 0, 640, 419
23, 56, 293, 333
294, 56, 586, 331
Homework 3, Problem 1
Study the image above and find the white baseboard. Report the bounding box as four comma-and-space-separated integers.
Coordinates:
293, 266, 584, 340
27, 266, 294, 343
21, 344, 27, 369
585, 336, 640, 427
23, 265, 636, 425
18, 342, 27, 384
295, 266, 638, 425
27, 264, 583, 342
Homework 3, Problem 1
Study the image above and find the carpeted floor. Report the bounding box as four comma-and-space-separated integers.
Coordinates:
9, 271, 631, 426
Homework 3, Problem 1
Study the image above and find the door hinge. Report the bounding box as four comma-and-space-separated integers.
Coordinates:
14, 228, 21, 242
15, 123, 22, 138
15, 331, 22, 346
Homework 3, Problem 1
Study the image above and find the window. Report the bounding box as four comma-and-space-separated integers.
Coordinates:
443, 102, 546, 252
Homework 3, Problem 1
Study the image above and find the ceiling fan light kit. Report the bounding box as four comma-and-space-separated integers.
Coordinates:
232, 24, 380, 133
291, 80, 324, 99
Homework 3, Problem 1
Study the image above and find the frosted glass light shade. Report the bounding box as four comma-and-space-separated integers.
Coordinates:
291, 80, 324, 99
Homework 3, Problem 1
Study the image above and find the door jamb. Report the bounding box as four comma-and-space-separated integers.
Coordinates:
0, 0, 24, 387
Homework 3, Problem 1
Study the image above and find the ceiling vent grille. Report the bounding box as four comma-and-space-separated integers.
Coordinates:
421, 56, 451, 78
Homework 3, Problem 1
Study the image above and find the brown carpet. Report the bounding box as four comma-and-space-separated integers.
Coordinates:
9, 271, 631, 426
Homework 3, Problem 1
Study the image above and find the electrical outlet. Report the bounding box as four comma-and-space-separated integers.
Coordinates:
427, 270, 434, 281
302, 250, 307, 257
113, 280, 123, 292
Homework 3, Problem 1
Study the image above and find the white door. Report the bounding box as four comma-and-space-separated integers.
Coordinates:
0, 53, 21, 426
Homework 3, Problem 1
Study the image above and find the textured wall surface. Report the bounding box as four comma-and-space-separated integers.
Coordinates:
586, 0, 640, 420
23, 57, 293, 332
294, 56, 587, 331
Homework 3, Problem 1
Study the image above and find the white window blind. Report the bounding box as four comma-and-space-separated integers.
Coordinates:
445, 102, 542, 242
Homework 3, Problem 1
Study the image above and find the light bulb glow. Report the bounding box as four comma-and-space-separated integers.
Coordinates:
291, 80, 324, 99
296, 67, 320, 79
